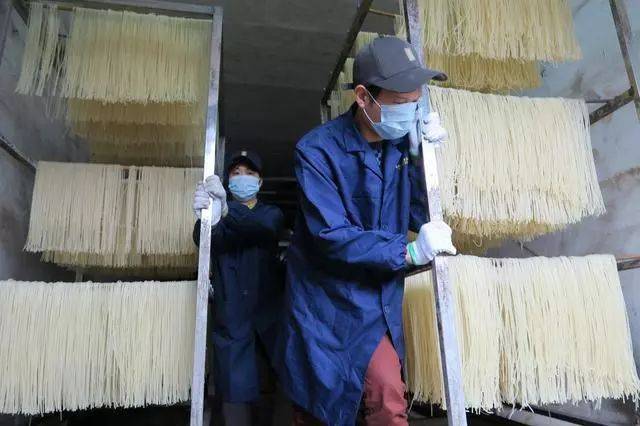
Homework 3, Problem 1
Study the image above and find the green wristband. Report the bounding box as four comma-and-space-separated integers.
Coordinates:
407, 242, 419, 265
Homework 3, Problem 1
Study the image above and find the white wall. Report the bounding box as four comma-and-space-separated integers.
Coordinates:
490, 0, 640, 423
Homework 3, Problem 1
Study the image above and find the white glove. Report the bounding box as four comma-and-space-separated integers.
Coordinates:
193, 183, 209, 220
203, 175, 228, 217
192, 182, 225, 225
210, 198, 223, 226
422, 112, 448, 145
407, 220, 457, 265
409, 111, 448, 157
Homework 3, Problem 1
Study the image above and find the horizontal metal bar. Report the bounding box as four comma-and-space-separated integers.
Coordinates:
589, 88, 634, 125
369, 8, 397, 18
406, 255, 640, 277
617, 256, 640, 272
321, 0, 373, 105
585, 98, 617, 104
512, 405, 609, 426
0, 132, 37, 172
36, 0, 215, 18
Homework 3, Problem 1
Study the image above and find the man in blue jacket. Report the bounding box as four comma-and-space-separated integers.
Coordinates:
193, 150, 285, 426
277, 37, 457, 425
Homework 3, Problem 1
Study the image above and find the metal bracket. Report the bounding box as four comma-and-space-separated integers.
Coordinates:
0, 132, 37, 172
590, 0, 640, 124
589, 88, 635, 125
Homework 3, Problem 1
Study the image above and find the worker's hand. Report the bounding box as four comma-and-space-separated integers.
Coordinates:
203, 175, 228, 217
409, 111, 447, 156
193, 183, 224, 225
422, 112, 447, 146
193, 183, 209, 220
407, 220, 457, 265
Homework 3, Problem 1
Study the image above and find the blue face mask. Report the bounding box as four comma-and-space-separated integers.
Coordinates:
228, 175, 261, 202
363, 90, 419, 140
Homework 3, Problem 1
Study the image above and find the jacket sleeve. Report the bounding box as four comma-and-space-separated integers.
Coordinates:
409, 153, 429, 233
221, 202, 284, 243
193, 218, 234, 253
296, 145, 407, 272
192, 205, 284, 253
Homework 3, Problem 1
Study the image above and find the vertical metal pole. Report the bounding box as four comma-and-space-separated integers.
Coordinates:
609, 0, 640, 120
0, 0, 12, 68
190, 7, 222, 426
215, 136, 226, 180
403, 1, 467, 425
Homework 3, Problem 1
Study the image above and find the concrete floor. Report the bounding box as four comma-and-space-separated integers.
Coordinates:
1, 407, 508, 426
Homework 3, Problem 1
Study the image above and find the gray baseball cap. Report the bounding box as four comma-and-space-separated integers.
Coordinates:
353, 36, 447, 93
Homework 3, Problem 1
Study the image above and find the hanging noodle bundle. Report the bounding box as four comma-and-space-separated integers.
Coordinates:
426, 53, 541, 93
0, 280, 195, 414
403, 255, 640, 411
15, 3, 63, 97
428, 86, 605, 251
394, 0, 580, 91
352, 31, 379, 55
394, 13, 540, 91
70, 122, 204, 164
25, 162, 200, 269
66, 99, 205, 127
329, 58, 356, 118
15, 2, 211, 166
419, 0, 581, 62
17, 5, 212, 104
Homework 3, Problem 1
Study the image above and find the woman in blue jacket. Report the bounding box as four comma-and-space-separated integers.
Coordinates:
193, 150, 285, 426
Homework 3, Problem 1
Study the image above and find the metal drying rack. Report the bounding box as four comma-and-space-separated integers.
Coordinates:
0, 1, 223, 425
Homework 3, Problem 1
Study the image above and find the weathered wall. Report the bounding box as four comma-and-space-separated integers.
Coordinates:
490, 0, 640, 424
0, 8, 87, 282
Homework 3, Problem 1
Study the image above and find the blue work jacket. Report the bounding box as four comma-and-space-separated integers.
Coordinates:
193, 200, 284, 402
276, 111, 427, 424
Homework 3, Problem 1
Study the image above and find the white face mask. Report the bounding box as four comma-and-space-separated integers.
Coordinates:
228, 175, 261, 201
362, 89, 420, 140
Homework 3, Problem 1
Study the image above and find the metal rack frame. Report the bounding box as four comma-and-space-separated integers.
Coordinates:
0, 2, 223, 425
318, 1, 640, 425
589, 0, 639, 125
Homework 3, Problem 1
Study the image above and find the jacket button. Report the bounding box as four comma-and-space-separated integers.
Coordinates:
383, 305, 390, 314
242, 290, 248, 296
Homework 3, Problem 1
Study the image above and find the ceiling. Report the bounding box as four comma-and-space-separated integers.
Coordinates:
210, 0, 396, 177
174, 0, 398, 222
